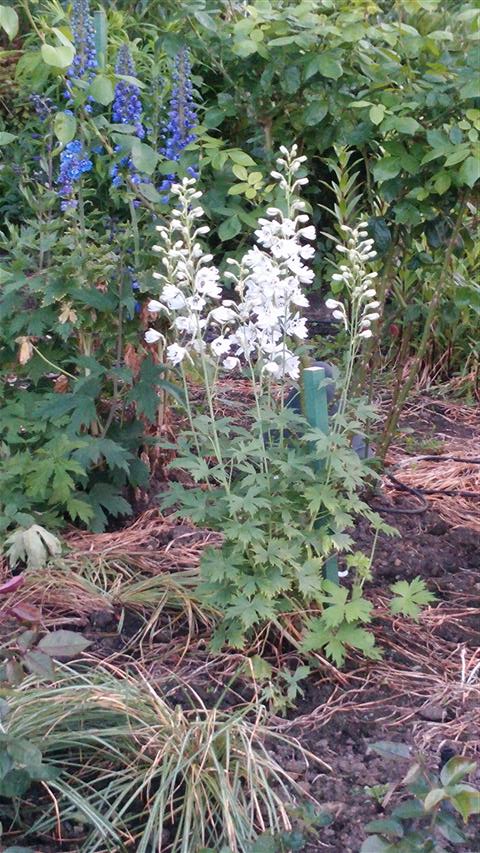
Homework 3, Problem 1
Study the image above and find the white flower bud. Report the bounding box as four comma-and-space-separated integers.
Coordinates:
145, 329, 163, 344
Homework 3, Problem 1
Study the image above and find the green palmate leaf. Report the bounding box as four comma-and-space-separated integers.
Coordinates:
72, 438, 131, 473
389, 577, 436, 620
127, 357, 185, 422
302, 617, 378, 665
85, 482, 131, 532
297, 558, 325, 598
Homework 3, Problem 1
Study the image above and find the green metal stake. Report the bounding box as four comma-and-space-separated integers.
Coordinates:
303, 367, 339, 584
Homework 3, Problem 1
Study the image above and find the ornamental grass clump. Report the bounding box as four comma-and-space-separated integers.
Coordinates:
145, 147, 393, 662
2, 664, 317, 852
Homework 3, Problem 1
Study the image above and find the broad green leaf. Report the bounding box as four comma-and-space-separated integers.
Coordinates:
303, 99, 328, 126
53, 111, 77, 145
364, 818, 403, 837
41, 43, 75, 68
390, 116, 420, 135
316, 54, 343, 80
89, 74, 114, 105
459, 155, 480, 188
7, 738, 43, 771
0, 4, 19, 40
424, 787, 446, 811
131, 140, 159, 174
138, 182, 163, 203
440, 756, 477, 787
23, 650, 55, 679
218, 215, 242, 241
38, 630, 91, 660
232, 163, 248, 181
228, 149, 256, 166
233, 39, 258, 58
370, 104, 386, 125
372, 157, 401, 182
448, 785, 480, 822
0, 769, 32, 797
360, 836, 392, 853
0, 131, 17, 145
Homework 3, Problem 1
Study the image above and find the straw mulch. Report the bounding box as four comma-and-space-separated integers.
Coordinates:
384, 436, 480, 532
64, 508, 223, 573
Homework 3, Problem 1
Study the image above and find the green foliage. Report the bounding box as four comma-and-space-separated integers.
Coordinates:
389, 577, 437, 620
161, 401, 393, 660
361, 748, 480, 852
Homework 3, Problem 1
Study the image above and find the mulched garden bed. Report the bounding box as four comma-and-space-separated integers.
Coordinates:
1, 394, 479, 852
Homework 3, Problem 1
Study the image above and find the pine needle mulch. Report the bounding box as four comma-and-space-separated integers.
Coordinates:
384, 436, 480, 532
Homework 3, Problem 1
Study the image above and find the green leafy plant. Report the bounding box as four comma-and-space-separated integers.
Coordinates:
361, 744, 480, 853
389, 577, 437, 621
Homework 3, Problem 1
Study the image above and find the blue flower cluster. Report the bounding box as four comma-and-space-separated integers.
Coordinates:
30, 94, 54, 122
68, 0, 97, 82
112, 44, 144, 138
56, 140, 93, 211
65, 0, 97, 113
111, 44, 145, 190
160, 48, 198, 200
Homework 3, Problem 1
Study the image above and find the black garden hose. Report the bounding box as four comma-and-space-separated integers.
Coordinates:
370, 455, 480, 515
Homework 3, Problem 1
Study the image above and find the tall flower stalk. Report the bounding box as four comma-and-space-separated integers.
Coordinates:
145, 146, 315, 482
67, 0, 97, 95
159, 48, 198, 200
325, 224, 379, 423
111, 44, 145, 190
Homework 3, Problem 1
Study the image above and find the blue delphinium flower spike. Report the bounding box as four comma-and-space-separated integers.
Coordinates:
57, 139, 93, 211
110, 44, 146, 190
159, 48, 198, 200
68, 0, 97, 82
